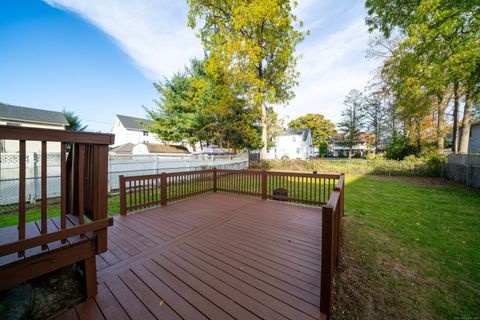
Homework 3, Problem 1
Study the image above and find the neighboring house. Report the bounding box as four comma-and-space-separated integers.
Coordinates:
109, 143, 135, 155
329, 133, 371, 157
0, 102, 68, 153
468, 120, 480, 154
132, 143, 189, 156
267, 129, 313, 160
111, 114, 161, 147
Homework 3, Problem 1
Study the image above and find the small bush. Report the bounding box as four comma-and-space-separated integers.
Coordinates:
386, 135, 416, 160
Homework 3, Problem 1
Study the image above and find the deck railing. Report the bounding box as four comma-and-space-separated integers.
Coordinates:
0, 125, 114, 296
320, 173, 344, 317
119, 167, 345, 318
119, 168, 339, 214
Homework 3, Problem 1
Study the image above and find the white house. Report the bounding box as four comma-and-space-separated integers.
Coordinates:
329, 133, 371, 157
267, 129, 314, 160
111, 114, 161, 147
0, 102, 68, 153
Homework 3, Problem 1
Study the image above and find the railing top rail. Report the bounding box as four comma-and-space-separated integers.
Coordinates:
334, 174, 345, 191
0, 125, 114, 145
165, 169, 213, 177
325, 190, 341, 210
217, 168, 341, 179
121, 169, 214, 181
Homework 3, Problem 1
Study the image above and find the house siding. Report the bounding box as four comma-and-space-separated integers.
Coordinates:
111, 116, 162, 147
469, 124, 480, 154
267, 131, 313, 160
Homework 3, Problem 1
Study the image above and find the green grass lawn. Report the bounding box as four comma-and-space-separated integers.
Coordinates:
335, 175, 480, 320
0, 196, 122, 227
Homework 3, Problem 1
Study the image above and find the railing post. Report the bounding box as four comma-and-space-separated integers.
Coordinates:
320, 204, 334, 317
340, 173, 345, 216
119, 175, 126, 215
334, 173, 345, 217
212, 168, 217, 192
261, 170, 267, 200
161, 172, 167, 206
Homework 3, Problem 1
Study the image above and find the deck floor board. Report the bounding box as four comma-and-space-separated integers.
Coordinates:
54, 193, 326, 320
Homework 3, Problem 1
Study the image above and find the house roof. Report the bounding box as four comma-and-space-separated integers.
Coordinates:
110, 143, 135, 154
194, 145, 234, 155
116, 114, 153, 131
0, 102, 68, 126
146, 144, 189, 154
332, 132, 368, 143
279, 129, 310, 141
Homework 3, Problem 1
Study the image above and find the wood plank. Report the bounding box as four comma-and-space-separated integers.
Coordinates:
153, 254, 260, 320
94, 283, 129, 320
104, 275, 156, 320
143, 259, 233, 320
75, 298, 104, 320
131, 264, 208, 320
0, 125, 114, 144
0, 218, 112, 257
119, 270, 182, 320
96, 255, 110, 271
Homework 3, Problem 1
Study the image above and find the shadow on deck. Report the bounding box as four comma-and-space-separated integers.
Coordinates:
56, 193, 326, 320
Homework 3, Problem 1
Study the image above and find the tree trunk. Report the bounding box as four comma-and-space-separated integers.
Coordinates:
260, 102, 268, 160
436, 95, 445, 152
458, 91, 473, 154
415, 118, 421, 155
452, 82, 460, 153
348, 147, 352, 159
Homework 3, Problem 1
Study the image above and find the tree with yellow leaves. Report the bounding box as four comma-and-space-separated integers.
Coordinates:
187, 0, 306, 159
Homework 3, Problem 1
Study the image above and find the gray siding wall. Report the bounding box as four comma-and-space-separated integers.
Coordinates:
468, 124, 480, 154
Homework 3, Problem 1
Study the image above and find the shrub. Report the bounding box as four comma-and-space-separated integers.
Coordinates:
250, 156, 447, 177
386, 135, 416, 160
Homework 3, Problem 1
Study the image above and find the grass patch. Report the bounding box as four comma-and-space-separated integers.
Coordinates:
0, 196, 122, 228
334, 175, 480, 319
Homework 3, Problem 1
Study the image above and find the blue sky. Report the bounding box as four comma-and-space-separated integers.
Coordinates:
0, 0, 378, 132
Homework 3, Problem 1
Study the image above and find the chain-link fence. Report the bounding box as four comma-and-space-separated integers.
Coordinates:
0, 153, 248, 206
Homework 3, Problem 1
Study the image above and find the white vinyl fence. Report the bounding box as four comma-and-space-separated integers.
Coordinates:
0, 153, 248, 206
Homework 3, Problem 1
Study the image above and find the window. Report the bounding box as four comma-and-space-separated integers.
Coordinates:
296, 147, 300, 154
143, 131, 149, 136
292, 136, 296, 142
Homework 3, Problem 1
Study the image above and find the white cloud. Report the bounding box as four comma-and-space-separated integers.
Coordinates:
44, 0, 203, 80
45, 0, 375, 126
278, 18, 377, 124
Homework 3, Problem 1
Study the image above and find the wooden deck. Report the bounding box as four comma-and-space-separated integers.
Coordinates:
55, 193, 326, 320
